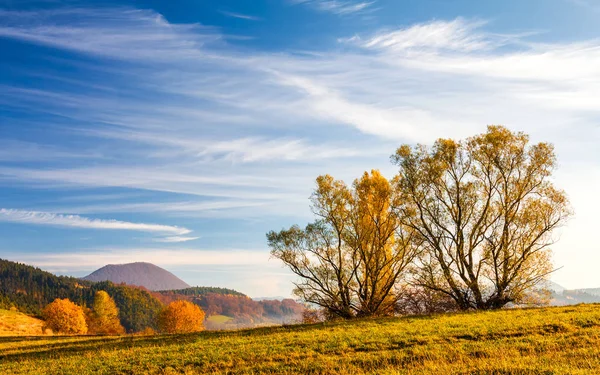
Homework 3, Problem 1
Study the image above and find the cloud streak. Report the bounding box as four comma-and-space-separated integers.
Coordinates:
219, 10, 262, 21
0, 208, 192, 236
292, 0, 375, 15
0, 7, 600, 292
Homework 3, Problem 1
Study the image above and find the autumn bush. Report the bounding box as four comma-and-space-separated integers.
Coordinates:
158, 300, 205, 334
42, 298, 87, 334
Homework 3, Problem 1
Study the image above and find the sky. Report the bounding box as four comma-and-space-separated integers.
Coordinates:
0, 0, 599, 298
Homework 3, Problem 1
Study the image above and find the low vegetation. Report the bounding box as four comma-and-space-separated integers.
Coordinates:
1, 304, 599, 374
0, 309, 44, 336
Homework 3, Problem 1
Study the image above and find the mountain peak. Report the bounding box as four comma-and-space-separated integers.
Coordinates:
83, 262, 190, 291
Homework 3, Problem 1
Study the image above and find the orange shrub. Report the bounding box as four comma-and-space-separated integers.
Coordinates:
42, 298, 88, 335
158, 300, 205, 334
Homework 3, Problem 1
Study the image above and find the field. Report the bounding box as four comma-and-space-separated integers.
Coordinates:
0, 309, 45, 336
206, 315, 234, 324
1, 305, 600, 374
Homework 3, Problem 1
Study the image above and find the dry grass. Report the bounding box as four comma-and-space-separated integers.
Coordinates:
1, 304, 600, 374
0, 309, 45, 336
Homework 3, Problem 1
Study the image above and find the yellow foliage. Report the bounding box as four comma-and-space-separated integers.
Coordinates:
158, 300, 205, 334
42, 298, 87, 335
393, 125, 571, 310
88, 290, 125, 335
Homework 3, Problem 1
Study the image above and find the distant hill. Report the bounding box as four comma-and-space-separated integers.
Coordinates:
154, 288, 304, 329
83, 262, 190, 291
578, 288, 600, 297
0, 258, 163, 332
158, 286, 246, 298
549, 282, 600, 306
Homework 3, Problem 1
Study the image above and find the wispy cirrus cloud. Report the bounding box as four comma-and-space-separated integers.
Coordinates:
0, 208, 192, 236
291, 0, 375, 15
154, 236, 200, 243
1, 7, 600, 292
344, 18, 493, 52
219, 10, 262, 21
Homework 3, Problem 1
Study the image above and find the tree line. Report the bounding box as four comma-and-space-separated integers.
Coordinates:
0, 258, 305, 331
43, 292, 204, 335
0, 259, 164, 331
268, 126, 571, 320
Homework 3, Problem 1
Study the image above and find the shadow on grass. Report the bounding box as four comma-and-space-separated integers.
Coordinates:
0, 334, 203, 363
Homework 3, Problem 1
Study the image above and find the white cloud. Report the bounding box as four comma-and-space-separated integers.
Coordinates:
0, 208, 191, 235
350, 18, 492, 52
0, 8, 600, 289
0, 8, 222, 61
0, 140, 102, 162
291, 0, 375, 15
154, 236, 200, 243
219, 11, 261, 21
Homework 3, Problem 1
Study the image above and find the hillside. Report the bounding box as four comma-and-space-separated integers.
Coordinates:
1, 304, 600, 374
0, 259, 163, 332
83, 262, 190, 291
155, 287, 304, 329
0, 309, 45, 336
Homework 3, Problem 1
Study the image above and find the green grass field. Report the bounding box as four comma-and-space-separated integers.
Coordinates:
1, 304, 600, 374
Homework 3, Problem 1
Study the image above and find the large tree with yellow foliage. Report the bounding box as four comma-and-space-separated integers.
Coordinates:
88, 290, 125, 335
42, 298, 88, 334
268, 170, 419, 319
158, 300, 205, 334
392, 126, 571, 310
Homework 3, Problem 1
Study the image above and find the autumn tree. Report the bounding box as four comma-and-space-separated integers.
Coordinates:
88, 290, 125, 335
268, 170, 419, 319
42, 298, 88, 334
158, 300, 205, 334
392, 126, 571, 310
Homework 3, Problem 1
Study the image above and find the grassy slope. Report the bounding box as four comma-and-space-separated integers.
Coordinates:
1, 304, 600, 374
0, 309, 44, 336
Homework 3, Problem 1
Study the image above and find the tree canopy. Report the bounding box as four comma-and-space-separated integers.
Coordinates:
42, 298, 87, 334
88, 290, 125, 335
268, 170, 419, 319
269, 126, 571, 317
158, 300, 205, 334
392, 125, 571, 310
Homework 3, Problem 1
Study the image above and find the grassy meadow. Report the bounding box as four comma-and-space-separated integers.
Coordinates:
1, 304, 600, 374
0, 309, 44, 336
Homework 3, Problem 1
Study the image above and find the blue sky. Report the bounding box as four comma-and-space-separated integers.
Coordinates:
1, 0, 599, 297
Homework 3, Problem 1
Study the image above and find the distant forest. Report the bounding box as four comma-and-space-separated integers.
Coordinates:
0, 259, 303, 332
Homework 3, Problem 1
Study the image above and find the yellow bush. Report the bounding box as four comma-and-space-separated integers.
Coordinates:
158, 300, 205, 334
42, 298, 88, 335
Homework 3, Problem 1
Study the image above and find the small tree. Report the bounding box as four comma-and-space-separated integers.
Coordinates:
88, 291, 125, 335
43, 298, 88, 334
268, 170, 420, 319
158, 300, 205, 334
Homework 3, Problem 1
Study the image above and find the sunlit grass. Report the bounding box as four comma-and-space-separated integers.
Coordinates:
0, 309, 44, 336
1, 304, 600, 374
